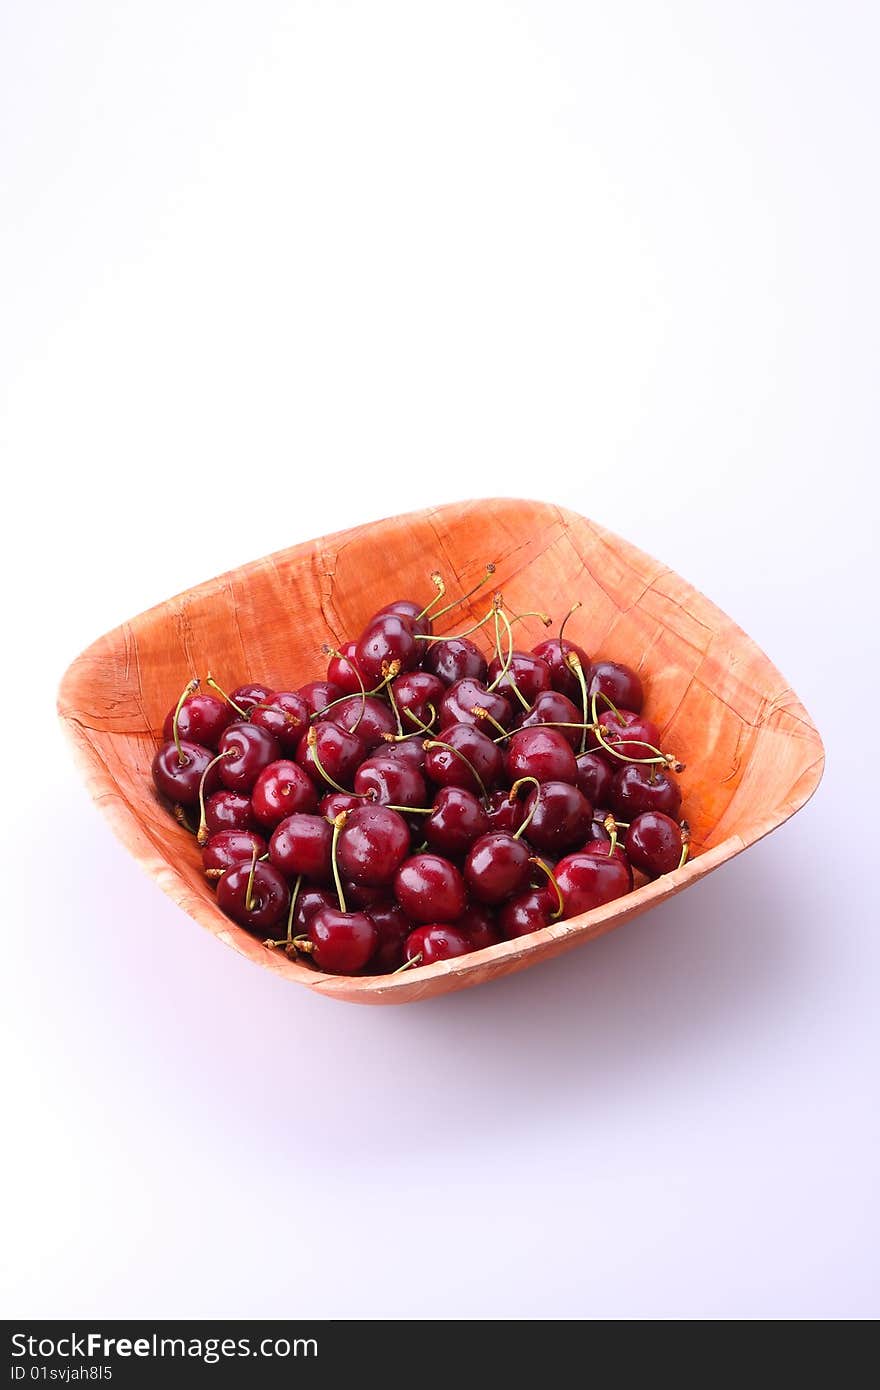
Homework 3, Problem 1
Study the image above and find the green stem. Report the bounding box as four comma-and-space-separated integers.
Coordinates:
423, 739, 488, 801
566, 652, 591, 753
329, 814, 348, 913
206, 673, 249, 720
196, 750, 233, 843
171, 678, 199, 765
244, 847, 259, 912
529, 857, 564, 920
427, 563, 496, 624
417, 571, 446, 619
392, 952, 423, 974
509, 776, 541, 840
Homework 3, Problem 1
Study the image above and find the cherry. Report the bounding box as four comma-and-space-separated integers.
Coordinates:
394, 854, 467, 923
553, 850, 631, 918
520, 780, 592, 853
249, 691, 310, 754
356, 614, 419, 685
531, 637, 591, 702
337, 804, 411, 887
423, 723, 503, 795
342, 880, 387, 909
307, 907, 378, 973
484, 787, 527, 836
217, 857, 289, 932
251, 760, 318, 828
439, 678, 513, 732
582, 838, 634, 889
424, 637, 487, 686
589, 661, 643, 715
152, 740, 220, 806
610, 764, 681, 820
592, 708, 661, 763
291, 886, 336, 934
325, 641, 368, 696
457, 904, 502, 950
353, 755, 427, 809
162, 692, 231, 750
424, 786, 489, 856
586, 809, 615, 841
403, 924, 473, 965
296, 721, 365, 790
464, 832, 531, 905
326, 695, 397, 750
391, 670, 446, 732
514, 689, 583, 749
269, 813, 332, 882
203, 789, 256, 836
375, 736, 428, 770
575, 752, 613, 807
625, 812, 686, 877
370, 599, 432, 640
297, 680, 344, 716
487, 651, 552, 706
216, 723, 281, 793
505, 727, 577, 785
498, 887, 556, 938
229, 683, 275, 714
319, 791, 365, 820
366, 900, 413, 971
202, 829, 267, 878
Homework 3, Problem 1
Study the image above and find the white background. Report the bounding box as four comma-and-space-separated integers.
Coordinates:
1, 1, 877, 1319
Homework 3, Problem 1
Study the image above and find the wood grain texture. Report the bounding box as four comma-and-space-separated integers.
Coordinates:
57, 499, 824, 1005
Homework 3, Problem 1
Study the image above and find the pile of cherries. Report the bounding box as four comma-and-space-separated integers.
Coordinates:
151, 568, 689, 975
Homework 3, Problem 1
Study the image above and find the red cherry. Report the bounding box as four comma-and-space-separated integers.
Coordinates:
217, 723, 281, 793
391, 670, 446, 731
531, 637, 591, 702
521, 780, 592, 853
251, 760, 318, 829
366, 899, 413, 972
162, 694, 231, 750
610, 764, 681, 820
325, 640, 368, 696
589, 661, 643, 715
438, 678, 513, 731
336, 805, 411, 887
403, 924, 473, 965
203, 790, 257, 836
308, 907, 378, 973
394, 854, 467, 923
484, 787, 527, 836
424, 637, 487, 686
202, 829, 267, 877
249, 692, 310, 754
353, 755, 428, 809
575, 753, 613, 807
582, 838, 634, 889
355, 613, 419, 685
505, 727, 577, 785
625, 812, 685, 877
269, 813, 332, 882
464, 832, 531, 905
296, 680, 344, 716
325, 695, 397, 750
217, 859, 289, 932
423, 723, 503, 794
375, 737, 428, 771
591, 708, 661, 763
291, 886, 337, 934
514, 689, 583, 749
498, 888, 556, 938
424, 786, 489, 856
554, 850, 631, 917
296, 721, 365, 789
457, 904, 502, 951
486, 651, 552, 705
370, 599, 432, 640
152, 740, 220, 806
319, 791, 365, 820
229, 683, 275, 714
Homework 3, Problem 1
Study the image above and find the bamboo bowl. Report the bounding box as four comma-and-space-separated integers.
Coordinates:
58, 499, 823, 1005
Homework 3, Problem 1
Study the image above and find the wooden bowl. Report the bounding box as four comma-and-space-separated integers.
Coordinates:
58, 499, 823, 1005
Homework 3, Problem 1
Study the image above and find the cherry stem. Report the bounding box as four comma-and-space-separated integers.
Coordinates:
603, 812, 618, 856
172, 803, 196, 833
678, 821, 691, 870
529, 857, 564, 920
490, 719, 596, 745
171, 678, 199, 765
592, 718, 683, 769
492, 607, 531, 711
206, 673, 248, 720
285, 874, 302, 942
329, 812, 348, 914
509, 776, 541, 840
244, 847, 258, 912
471, 705, 508, 738
386, 680, 404, 737
392, 952, 423, 974
557, 601, 582, 659
509, 609, 553, 628
401, 703, 437, 735
322, 643, 369, 731
196, 750, 234, 843
386, 805, 433, 814
591, 688, 625, 724
413, 604, 497, 644
566, 652, 591, 753
423, 740, 489, 801
416, 571, 446, 619
427, 563, 497, 624
306, 727, 363, 795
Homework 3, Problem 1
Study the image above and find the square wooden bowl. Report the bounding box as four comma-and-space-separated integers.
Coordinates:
58, 499, 823, 1005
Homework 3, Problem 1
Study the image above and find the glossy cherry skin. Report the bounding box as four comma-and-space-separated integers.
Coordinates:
342, 881, 387, 909
522, 781, 592, 853
439, 678, 513, 731
589, 661, 643, 715
296, 721, 365, 789
514, 690, 583, 750
203, 789, 256, 836
269, 813, 332, 882
230, 683, 275, 714
296, 680, 344, 716
553, 851, 631, 918
487, 651, 552, 706
308, 907, 378, 973
424, 787, 489, 856
319, 791, 366, 820
424, 637, 487, 686
394, 854, 468, 924
337, 804, 411, 887
484, 788, 527, 836
625, 812, 684, 877
464, 832, 531, 905
217, 859, 289, 932
586, 809, 615, 842
217, 723, 281, 793
162, 694, 231, 751
370, 599, 432, 640
531, 637, 591, 702
610, 764, 681, 820
326, 640, 368, 696
202, 829, 267, 877
457, 904, 502, 950
592, 708, 661, 763
424, 723, 503, 793
366, 900, 413, 972
575, 753, 613, 807
505, 727, 577, 785
249, 692, 310, 755
326, 695, 397, 750
356, 613, 419, 685
351, 756, 424, 809
251, 760, 318, 828
291, 886, 336, 935
391, 670, 446, 732
375, 735, 427, 770
583, 838, 634, 889
498, 888, 556, 938
152, 740, 219, 806
403, 924, 473, 965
